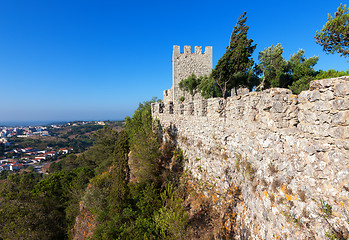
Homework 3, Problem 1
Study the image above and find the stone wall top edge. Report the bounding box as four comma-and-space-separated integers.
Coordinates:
159, 76, 347, 105
309, 76, 349, 90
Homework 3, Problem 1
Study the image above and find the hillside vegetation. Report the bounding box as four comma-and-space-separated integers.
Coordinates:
0, 101, 204, 239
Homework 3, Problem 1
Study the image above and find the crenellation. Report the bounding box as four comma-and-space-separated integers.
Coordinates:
205, 46, 212, 56
172, 45, 180, 55
184, 45, 191, 53
194, 46, 202, 54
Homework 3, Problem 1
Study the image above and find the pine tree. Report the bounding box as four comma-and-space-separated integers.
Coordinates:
315, 3, 349, 57
288, 49, 319, 94
212, 12, 256, 98
255, 43, 288, 91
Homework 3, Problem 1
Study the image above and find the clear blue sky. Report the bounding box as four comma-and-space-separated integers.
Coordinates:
0, 0, 347, 122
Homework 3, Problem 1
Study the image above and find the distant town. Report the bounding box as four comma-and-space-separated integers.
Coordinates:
0, 120, 115, 175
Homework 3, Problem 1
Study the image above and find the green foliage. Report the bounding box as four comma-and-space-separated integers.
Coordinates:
178, 73, 199, 96
325, 231, 337, 240
0, 143, 4, 156
57, 126, 121, 174
212, 12, 256, 98
288, 76, 314, 95
85, 175, 162, 239
179, 74, 221, 99
81, 130, 130, 217
27, 165, 35, 172
0, 166, 95, 239
86, 98, 188, 239
315, 69, 349, 79
34, 167, 95, 232
0, 173, 67, 239
109, 130, 130, 213
288, 50, 319, 81
49, 154, 82, 173
155, 183, 188, 240
91, 127, 120, 174
320, 199, 332, 217
287, 49, 319, 94
256, 43, 288, 90
33, 168, 94, 202
256, 44, 319, 94
0, 170, 9, 180
0, 99, 189, 240
82, 171, 113, 217
198, 75, 222, 98
315, 4, 349, 57
69, 123, 104, 136
125, 99, 161, 183
130, 182, 161, 218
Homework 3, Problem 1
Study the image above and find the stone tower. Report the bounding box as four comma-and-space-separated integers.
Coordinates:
163, 45, 213, 103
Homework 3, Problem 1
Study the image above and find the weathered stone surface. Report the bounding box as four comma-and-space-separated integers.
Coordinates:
309, 90, 321, 102
333, 98, 349, 111
332, 111, 349, 126
334, 82, 349, 97
152, 67, 349, 239
313, 101, 331, 111
335, 140, 349, 150
310, 76, 349, 90
329, 126, 349, 139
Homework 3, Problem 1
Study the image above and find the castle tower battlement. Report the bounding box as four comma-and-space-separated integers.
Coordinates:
164, 45, 213, 103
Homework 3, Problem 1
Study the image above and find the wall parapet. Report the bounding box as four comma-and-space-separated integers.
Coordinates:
153, 77, 349, 135
152, 77, 349, 239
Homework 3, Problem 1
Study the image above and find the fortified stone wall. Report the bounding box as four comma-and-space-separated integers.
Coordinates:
164, 45, 212, 103
152, 77, 349, 239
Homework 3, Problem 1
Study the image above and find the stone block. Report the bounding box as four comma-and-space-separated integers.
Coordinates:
320, 90, 335, 100
298, 123, 330, 136
303, 112, 317, 123
318, 113, 331, 124
329, 126, 349, 139
297, 90, 321, 102
332, 98, 349, 111
298, 90, 310, 102
335, 140, 349, 150
313, 101, 331, 112
334, 82, 349, 97
264, 87, 292, 96
310, 79, 334, 90
237, 87, 249, 96
332, 111, 349, 126
271, 101, 285, 113
328, 150, 346, 163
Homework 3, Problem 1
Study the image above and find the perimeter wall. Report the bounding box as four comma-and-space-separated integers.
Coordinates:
152, 77, 349, 239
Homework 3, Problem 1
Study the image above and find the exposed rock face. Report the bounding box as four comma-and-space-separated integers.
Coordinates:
73, 202, 97, 240
152, 77, 349, 239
